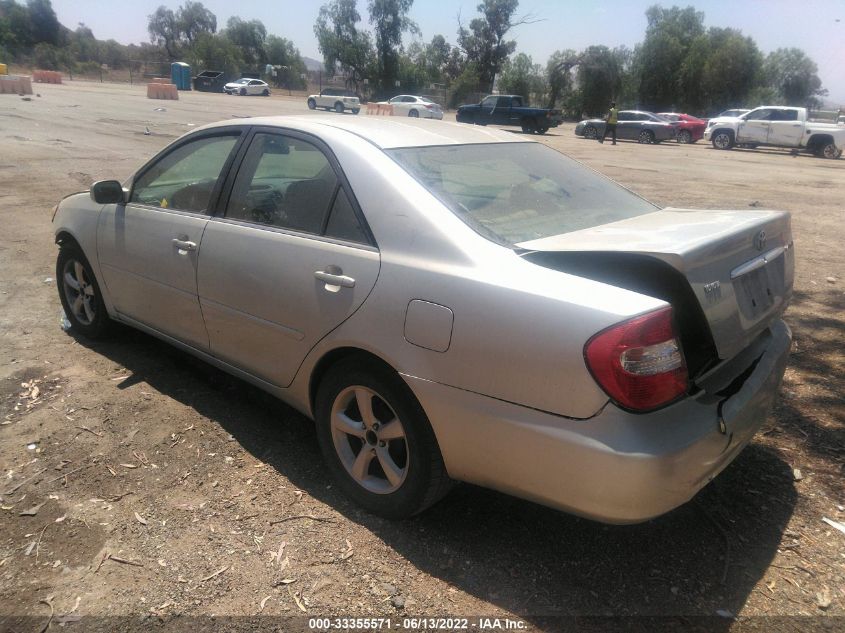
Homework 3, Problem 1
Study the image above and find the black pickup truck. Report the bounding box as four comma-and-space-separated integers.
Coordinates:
455, 95, 563, 134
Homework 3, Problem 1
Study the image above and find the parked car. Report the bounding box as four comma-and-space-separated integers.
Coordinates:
718, 108, 750, 118
307, 88, 361, 114
456, 95, 562, 134
705, 106, 844, 158
223, 78, 270, 96
382, 95, 443, 119
53, 116, 793, 523
575, 110, 677, 144
657, 112, 707, 143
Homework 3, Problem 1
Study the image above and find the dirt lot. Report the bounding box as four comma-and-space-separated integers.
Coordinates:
0, 81, 842, 632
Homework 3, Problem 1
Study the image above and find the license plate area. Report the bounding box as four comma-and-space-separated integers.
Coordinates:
733, 260, 782, 321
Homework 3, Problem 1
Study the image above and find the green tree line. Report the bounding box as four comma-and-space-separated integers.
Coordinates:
1, 0, 829, 114
0, 0, 307, 89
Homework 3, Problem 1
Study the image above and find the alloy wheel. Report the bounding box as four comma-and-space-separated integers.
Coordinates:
62, 258, 97, 326
330, 386, 409, 494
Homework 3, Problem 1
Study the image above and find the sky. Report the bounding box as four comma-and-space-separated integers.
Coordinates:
49, 0, 845, 103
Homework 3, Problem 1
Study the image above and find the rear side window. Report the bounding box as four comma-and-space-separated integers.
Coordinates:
130, 134, 239, 212
388, 143, 657, 246
226, 133, 337, 234
325, 188, 368, 243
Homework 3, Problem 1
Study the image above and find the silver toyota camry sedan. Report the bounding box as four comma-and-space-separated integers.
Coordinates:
52, 116, 793, 523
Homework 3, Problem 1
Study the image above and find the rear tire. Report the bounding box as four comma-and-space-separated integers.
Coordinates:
818, 141, 841, 159
56, 244, 111, 339
262, 88, 269, 96
307, 98, 316, 110
335, 102, 344, 113
315, 358, 451, 519
677, 129, 693, 144
409, 109, 419, 118
521, 117, 537, 134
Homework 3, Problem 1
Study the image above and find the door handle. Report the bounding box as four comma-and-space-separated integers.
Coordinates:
315, 270, 355, 288
172, 238, 197, 252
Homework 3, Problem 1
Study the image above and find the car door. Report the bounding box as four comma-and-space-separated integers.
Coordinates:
97, 130, 244, 349
389, 96, 408, 116
477, 95, 497, 125
737, 108, 774, 143
197, 129, 380, 387
616, 111, 636, 139
766, 109, 803, 146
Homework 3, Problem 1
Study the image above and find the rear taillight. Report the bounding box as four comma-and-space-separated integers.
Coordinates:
425, 104, 434, 109
584, 306, 688, 412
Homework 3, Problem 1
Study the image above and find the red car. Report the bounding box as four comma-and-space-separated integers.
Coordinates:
657, 113, 707, 144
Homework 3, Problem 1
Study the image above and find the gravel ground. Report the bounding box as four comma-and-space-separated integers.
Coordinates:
0, 81, 842, 632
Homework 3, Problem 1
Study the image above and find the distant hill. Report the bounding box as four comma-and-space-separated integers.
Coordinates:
302, 57, 323, 72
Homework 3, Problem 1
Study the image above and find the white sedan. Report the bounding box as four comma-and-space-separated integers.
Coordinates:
384, 95, 443, 119
223, 78, 270, 96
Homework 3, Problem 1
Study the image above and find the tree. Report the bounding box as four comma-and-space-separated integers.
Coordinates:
636, 5, 705, 110
764, 48, 826, 108
458, 0, 534, 91
177, 1, 216, 45
186, 31, 242, 77
367, 0, 418, 94
498, 53, 545, 103
406, 34, 457, 86
69, 22, 97, 63
266, 34, 307, 89
314, 0, 374, 90
0, 0, 35, 54
576, 45, 626, 116
545, 49, 579, 109
224, 16, 267, 67
148, 5, 180, 60
700, 28, 762, 113
27, 0, 60, 46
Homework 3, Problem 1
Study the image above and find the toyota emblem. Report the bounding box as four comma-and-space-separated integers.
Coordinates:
754, 230, 767, 251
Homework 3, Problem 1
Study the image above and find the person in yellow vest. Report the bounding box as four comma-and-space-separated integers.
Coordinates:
599, 101, 618, 145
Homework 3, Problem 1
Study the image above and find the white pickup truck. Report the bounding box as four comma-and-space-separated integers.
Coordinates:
704, 106, 844, 159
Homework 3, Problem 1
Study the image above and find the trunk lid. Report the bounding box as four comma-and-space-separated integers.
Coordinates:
518, 208, 794, 364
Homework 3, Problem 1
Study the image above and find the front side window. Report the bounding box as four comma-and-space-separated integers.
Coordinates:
745, 109, 775, 121
226, 133, 338, 234
388, 143, 657, 246
130, 134, 239, 212
481, 96, 496, 108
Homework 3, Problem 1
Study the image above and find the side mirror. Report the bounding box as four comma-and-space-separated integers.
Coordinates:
90, 180, 126, 205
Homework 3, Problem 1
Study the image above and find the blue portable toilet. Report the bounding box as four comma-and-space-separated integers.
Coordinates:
171, 62, 191, 90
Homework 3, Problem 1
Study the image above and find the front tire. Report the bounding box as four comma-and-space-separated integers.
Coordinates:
583, 125, 597, 139
239, 88, 247, 96
712, 130, 734, 150
56, 244, 111, 339
315, 358, 451, 519
638, 129, 655, 144
307, 98, 316, 110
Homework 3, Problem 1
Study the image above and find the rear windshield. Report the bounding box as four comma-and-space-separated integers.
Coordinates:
387, 143, 657, 245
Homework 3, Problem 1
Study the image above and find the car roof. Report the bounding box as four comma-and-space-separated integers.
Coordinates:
197, 115, 528, 149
